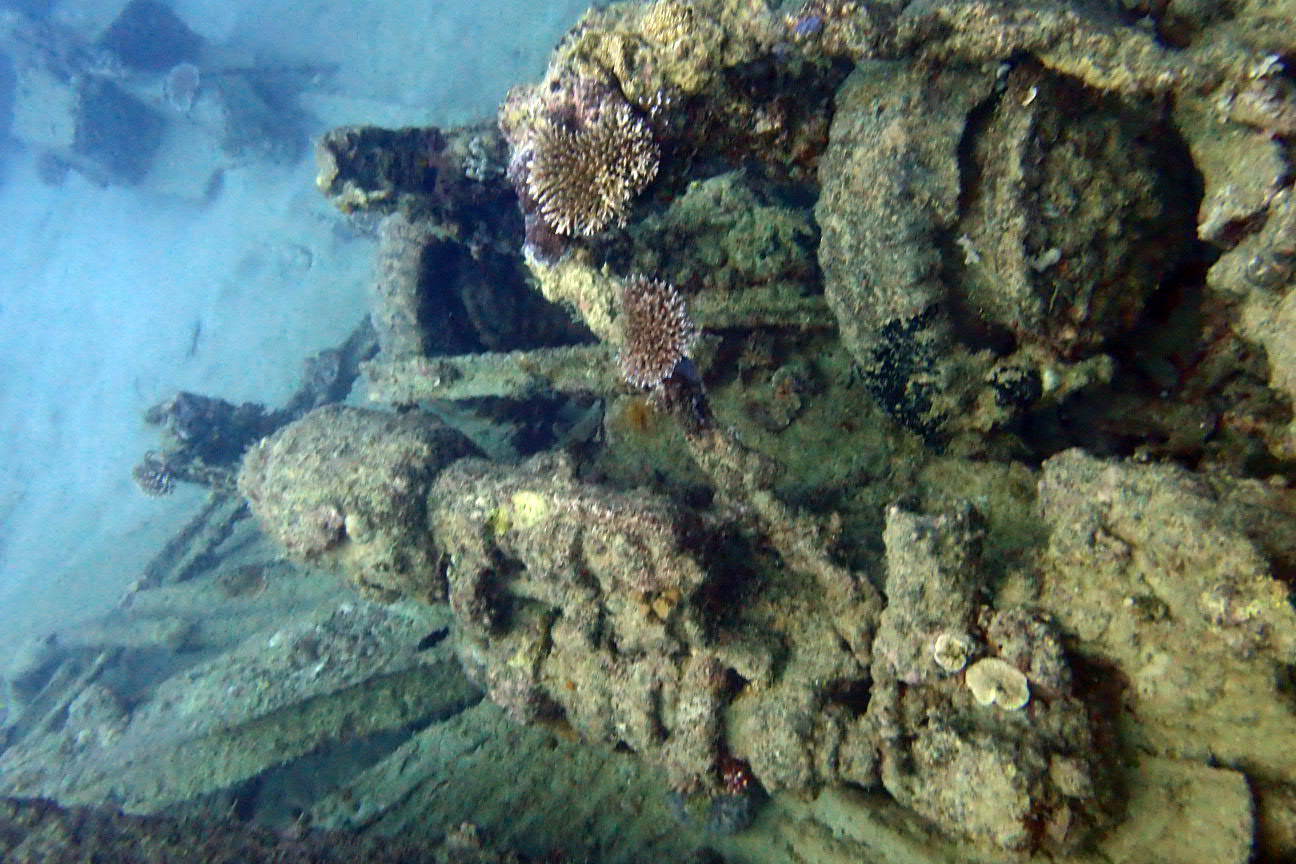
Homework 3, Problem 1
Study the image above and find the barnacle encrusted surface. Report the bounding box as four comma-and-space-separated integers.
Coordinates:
237, 405, 481, 602
526, 100, 659, 237
147, 0, 1296, 860
616, 274, 697, 389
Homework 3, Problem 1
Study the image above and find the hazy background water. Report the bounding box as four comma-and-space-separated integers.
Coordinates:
0, 0, 589, 672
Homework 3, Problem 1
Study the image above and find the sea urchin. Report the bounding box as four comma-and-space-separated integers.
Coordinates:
526, 100, 659, 237
617, 275, 697, 389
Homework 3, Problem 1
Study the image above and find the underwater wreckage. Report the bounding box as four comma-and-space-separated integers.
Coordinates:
6, 0, 1296, 861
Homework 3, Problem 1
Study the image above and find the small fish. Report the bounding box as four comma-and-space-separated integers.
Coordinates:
186, 319, 202, 359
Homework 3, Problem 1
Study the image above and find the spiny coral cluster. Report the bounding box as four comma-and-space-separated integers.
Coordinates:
617, 274, 697, 389
523, 95, 659, 237
132, 451, 175, 497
